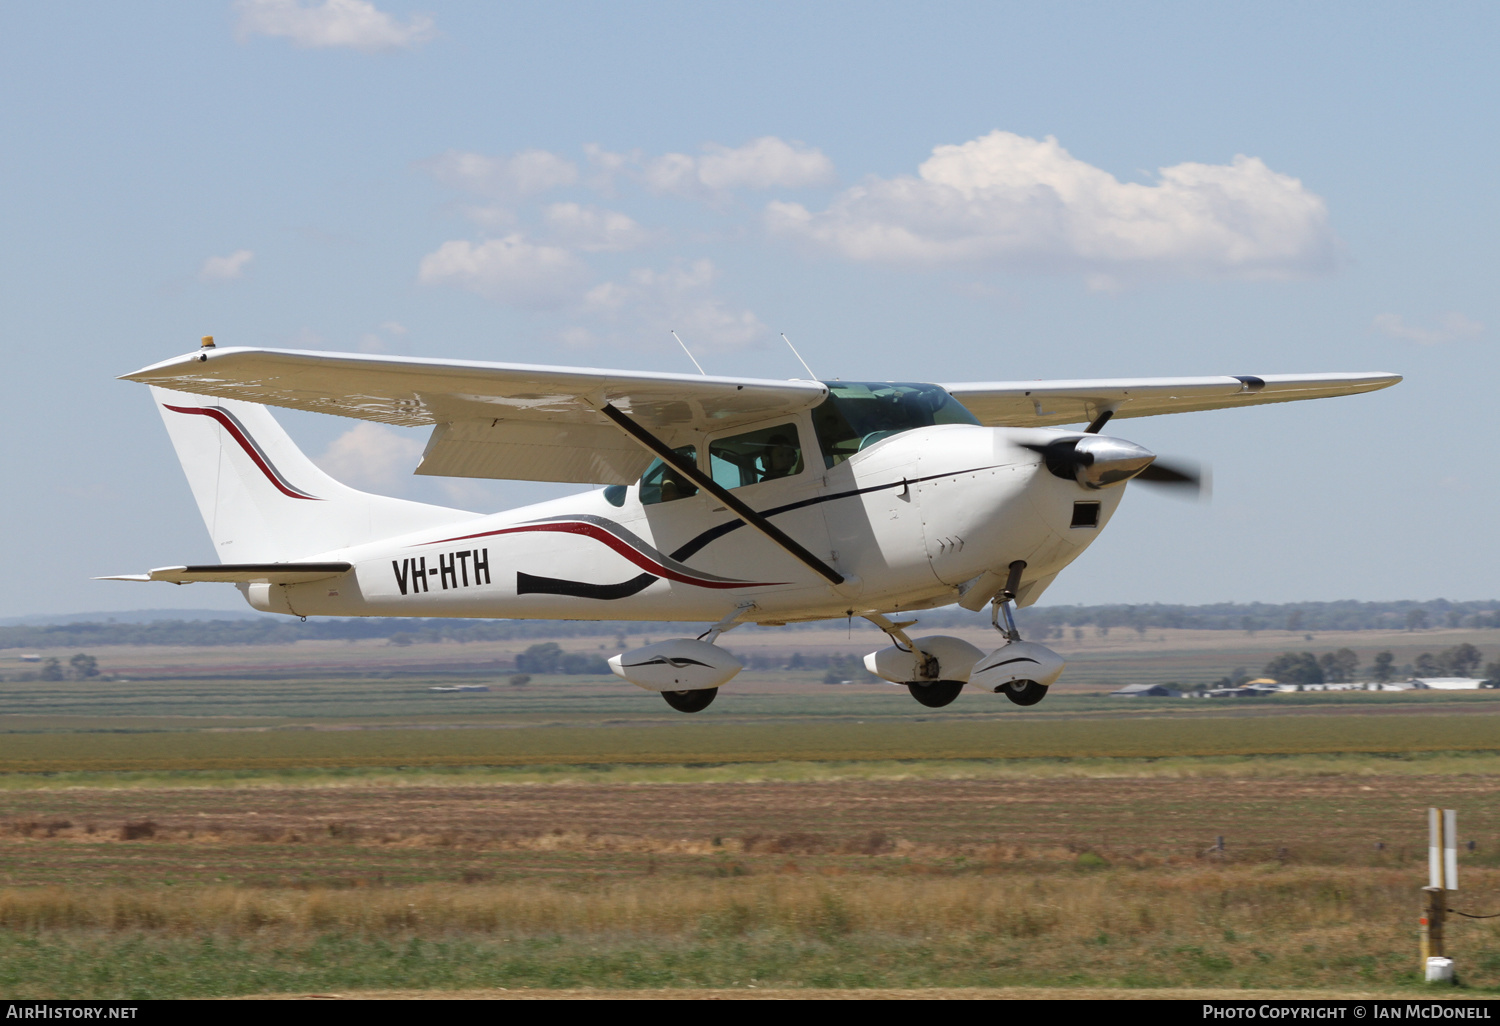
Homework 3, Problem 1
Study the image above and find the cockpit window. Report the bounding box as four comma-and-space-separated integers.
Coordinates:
639, 446, 698, 505
811, 382, 979, 468
710, 423, 804, 490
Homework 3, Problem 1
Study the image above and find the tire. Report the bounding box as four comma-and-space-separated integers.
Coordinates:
661, 688, 718, 713
1002, 680, 1048, 706
906, 680, 964, 708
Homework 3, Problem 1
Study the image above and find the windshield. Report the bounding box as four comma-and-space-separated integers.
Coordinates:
811, 381, 979, 468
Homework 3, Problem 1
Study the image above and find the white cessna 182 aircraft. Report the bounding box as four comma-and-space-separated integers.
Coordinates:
106, 339, 1399, 712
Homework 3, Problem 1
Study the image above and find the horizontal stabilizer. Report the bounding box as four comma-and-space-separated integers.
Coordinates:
97, 562, 352, 585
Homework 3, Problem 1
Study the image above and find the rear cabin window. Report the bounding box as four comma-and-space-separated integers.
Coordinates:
638, 446, 698, 505
709, 424, 804, 490
811, 382, 979, 468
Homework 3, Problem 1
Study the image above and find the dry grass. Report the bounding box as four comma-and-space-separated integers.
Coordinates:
2, 750, 1500, 792
0, 867, 1472, 940
2, 868, 1496, 994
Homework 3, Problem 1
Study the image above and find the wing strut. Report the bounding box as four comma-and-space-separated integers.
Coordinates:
597, 403, 845, 586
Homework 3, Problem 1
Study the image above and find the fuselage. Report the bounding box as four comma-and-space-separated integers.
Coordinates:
244, 397, 1128, 625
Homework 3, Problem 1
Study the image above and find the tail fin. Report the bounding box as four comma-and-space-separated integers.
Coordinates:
150, 386, 476, 562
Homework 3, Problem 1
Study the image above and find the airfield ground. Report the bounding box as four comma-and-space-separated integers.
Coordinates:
0, 626, 1498, 998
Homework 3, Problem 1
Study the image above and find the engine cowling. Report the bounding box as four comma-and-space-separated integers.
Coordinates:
968, 640, 1066, 692
608, 639, 743, 692
863, 635, 985, 684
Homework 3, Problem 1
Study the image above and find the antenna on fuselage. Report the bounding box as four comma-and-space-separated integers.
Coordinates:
781, 332, 817, 380
670, 331, 707, 375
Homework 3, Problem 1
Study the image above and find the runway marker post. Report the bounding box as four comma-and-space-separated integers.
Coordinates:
1421, 807, 1457, 983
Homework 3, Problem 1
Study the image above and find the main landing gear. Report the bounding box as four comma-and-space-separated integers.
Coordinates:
661, 688, 718, 713
906, 680, 965, 708
610, 604, 753, 714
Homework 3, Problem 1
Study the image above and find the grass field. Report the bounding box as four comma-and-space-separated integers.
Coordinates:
1, 638, 1498, 998
1, 708, 1500, 772
1, 773, 1499, 997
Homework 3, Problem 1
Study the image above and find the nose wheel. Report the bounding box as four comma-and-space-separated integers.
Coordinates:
1001, 679, 1048, 706
661, 688, 718, 713
906, 680, 964, 708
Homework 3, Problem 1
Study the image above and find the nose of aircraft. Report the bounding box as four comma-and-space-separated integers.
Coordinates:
1024, 434, 1157, 490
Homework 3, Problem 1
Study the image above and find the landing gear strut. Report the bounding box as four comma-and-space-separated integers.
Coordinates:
661, 688, 718, 713
976, 560, 1053, 707
990, 560, 1026, 642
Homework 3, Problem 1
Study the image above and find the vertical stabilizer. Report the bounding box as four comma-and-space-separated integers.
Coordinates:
150, 386, 476, 562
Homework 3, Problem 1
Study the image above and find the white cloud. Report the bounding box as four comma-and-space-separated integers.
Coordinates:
198, 249, 254, 282
643, 137, 837, 198
422, 149, 578, 198
417, 234, 587, 307
315, 423, 424, 493
582, 143, 637, 195
543, 203, 651, 252
1372, 312, 1483, 346
234, 0, 433, 52
766, 130, 1341, 280
583, 259, 766, 351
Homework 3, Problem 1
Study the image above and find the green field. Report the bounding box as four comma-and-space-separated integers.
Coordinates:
2, 708, 1500, 772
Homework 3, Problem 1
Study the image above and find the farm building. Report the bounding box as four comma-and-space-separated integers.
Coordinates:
1204, 683, 1281, 698
1410, 677, 1490, 690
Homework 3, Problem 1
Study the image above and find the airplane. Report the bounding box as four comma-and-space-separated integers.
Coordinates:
103, 337, 1400, 713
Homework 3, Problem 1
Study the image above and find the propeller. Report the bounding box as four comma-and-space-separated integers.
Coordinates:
1020, 435, 1209, 498
1136, 459, 1208, 496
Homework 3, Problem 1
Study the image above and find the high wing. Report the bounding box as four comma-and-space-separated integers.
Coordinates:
942, 372, 1402, 429
122, 347, 828, 486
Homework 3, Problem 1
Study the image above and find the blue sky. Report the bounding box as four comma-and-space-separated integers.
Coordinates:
2, 1, 1495, 617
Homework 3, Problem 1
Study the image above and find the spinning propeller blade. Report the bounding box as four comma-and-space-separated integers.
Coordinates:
1135, 458, 1210, 499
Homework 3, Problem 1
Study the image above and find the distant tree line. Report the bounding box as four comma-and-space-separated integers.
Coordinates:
5, 598, 1500, 652
9, 653, 99, 682
512, 642, 610, 675
1251, 643, 1496, 685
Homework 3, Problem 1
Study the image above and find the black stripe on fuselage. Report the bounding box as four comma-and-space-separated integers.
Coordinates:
517, 571, 658, 600
516, 464, 1001, 600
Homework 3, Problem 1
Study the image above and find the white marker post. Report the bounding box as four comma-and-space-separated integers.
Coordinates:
1422, 807, 1457, 983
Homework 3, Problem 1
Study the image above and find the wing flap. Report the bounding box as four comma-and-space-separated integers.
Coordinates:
416, 420, 654, 485
943, 372, 1402, 427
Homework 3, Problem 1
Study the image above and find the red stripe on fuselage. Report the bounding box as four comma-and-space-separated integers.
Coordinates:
428, 522, 774, 589
165, 404, 321, 501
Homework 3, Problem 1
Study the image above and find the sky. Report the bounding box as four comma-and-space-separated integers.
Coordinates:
1, 1, 1496, 618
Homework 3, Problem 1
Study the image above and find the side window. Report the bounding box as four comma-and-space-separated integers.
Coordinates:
709, 424, 803, 490
638, 447, 698, 505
